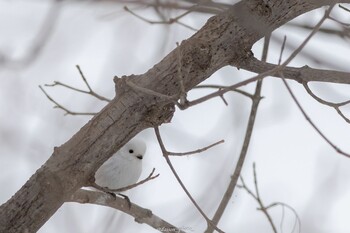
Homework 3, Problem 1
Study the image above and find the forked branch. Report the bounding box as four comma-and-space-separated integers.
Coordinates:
40, 65, 111, 116
237, 163, 301, 233
45, 65, 111, 102
39, 85, 97, 116
154, 126, 224, 233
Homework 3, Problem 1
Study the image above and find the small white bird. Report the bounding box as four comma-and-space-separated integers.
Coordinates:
94, 138, 146, 191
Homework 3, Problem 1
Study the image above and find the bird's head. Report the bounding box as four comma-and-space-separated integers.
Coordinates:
121, 138, 146, 161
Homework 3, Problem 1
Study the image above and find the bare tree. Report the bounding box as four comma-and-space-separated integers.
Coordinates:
1, 0, 350, 232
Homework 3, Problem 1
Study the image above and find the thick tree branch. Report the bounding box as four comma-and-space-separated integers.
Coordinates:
0, 0, 347, 232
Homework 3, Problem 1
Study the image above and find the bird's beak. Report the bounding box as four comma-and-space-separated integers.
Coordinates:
136, 155, 143, 160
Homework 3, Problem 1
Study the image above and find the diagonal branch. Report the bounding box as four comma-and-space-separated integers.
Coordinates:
68, 189, 186, 233
194, 84, 254, 99
168, 140, 224, 156
39, 85, 97, 116
154, 126, 224, 233
45, 65, 111, 102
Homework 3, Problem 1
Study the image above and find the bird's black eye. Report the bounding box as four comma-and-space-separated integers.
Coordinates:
129, 149, 134, 154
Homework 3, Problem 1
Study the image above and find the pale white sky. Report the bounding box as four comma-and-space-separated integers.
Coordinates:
1, 1, 350, 233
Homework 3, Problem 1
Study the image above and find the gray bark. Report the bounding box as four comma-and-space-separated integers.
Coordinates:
0, 0, 346, 232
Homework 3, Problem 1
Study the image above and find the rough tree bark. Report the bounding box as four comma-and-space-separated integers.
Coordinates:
0, 0, 348, 232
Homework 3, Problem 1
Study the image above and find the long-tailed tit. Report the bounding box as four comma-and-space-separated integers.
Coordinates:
94, 138, 146, 191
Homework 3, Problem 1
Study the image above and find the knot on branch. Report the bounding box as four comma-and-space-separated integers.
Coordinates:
246, 0, 272, 17
143, 103, 175, 127
113, 74, 175, 127
114, 75, 138, 97
134, 209, 153, 224
181, 39, 212, 71
231, 48, 254, 69
37, 166, 65, 201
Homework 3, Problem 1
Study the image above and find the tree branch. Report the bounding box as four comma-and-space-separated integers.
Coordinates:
240, 55, 350, 85
154, 126, 224, 233
237, 164, 277, 233
1, 1, 347, 232
205, 33, 270, 233
237, 163, 301, 233
303, 82, 350, 123
124, 5, 198, 31
68, 189, 186, 233
39, 85, 97, 116
280, 71, 350, 157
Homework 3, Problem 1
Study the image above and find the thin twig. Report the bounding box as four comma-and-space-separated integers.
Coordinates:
91, 168, 159, 193
154, 126, 224, 233
68, 189, 186, 233
39, 85, 97, 116
287, 21, 350, 38
124, 6, 198, 31
237, 163, 278, 233
281, 3, 336, 66
194, 85, 254, 99
278, 36, 287, 65
119, 1, 228, 15
264, 202, 302, 233
182, 0, 231, 11
177, 69, 272, 110
168, 140, 224, 156
76, 65, 111, 102
45, 65, 111, 102
339, 4, 350, 13
328, 15, 350, 27
303, 82, 350, 123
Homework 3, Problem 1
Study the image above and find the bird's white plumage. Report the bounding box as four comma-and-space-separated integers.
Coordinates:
94, 138, 146, 190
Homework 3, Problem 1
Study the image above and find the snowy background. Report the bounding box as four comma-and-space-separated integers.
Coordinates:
1, 1, 350, 232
